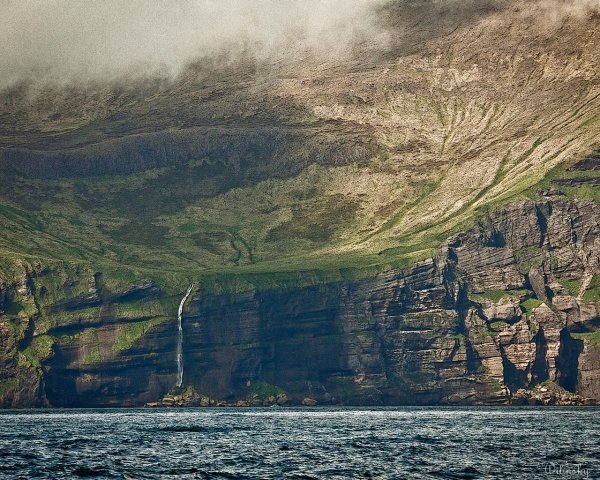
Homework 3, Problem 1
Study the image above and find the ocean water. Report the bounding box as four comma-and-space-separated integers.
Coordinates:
0, 407, 598, 479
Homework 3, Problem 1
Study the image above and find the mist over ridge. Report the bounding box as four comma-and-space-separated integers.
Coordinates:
2, 0, 599, 90
0, 0, 389, 88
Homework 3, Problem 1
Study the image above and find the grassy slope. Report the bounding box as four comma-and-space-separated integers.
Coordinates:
0, 3, 599, 295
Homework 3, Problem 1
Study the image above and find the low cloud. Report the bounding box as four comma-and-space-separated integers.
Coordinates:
535, 0, 600, 20
0, 0, 389, 88
2, 0, 596, 90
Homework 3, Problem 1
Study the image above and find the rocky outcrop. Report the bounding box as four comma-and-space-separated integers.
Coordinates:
0, 264, 177, 407
0, 265, 47, 407
0, 199, 599, 407
0, 125, 375, 180
512, 382, 592, 406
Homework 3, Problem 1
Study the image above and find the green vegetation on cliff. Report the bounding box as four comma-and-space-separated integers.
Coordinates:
20, 335, 55, 369
520, 299, 544, 319
470, 289, 530, 303
572, 331, 600, 351
247, 381, 286, 401
112, 318, 167, 353
583, 275, 600, 303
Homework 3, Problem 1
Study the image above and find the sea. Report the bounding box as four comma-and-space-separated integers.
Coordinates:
0, 407, 598, 479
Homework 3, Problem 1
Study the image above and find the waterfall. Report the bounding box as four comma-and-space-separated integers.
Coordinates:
176, 284, 194, 388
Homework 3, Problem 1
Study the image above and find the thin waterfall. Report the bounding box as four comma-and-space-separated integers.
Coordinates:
176, 284, 194, 388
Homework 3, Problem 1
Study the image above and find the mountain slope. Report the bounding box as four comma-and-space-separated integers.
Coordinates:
0, 0, 599, 406
0, 1, 598, 286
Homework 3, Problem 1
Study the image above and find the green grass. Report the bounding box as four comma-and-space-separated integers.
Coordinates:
45, 306, 103, 329
31, 262, 94, 308
0, 42, 598, 379
490, 321, 509, 330
514, 246, 544, 274
247, 381, 286, 400
470, 290, 509, 303
0, 140, 597, 301
0, 101, 597, 308
0, 165, 396, 296
469, 289, 530, 303
82, 347, 101, 365
562, 279, 583, 297
112, 297, 180, 320
0, 204, 46, 231
583, 275, 600, 302
520, 298, 544, 318
524, 159, 600, 204
178, 222, 202, 234
112, 318, 168, 353
0, 380, 18, 396
20, 335, 55, 369
571, 331, 600, 350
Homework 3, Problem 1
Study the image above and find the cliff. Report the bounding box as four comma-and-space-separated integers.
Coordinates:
1, 198, 598, 407
1, 0, 600, 408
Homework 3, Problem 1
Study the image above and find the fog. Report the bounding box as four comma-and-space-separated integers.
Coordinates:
1, 0, 598, 89
0, 0, 388, 88
537, 0, 600, 22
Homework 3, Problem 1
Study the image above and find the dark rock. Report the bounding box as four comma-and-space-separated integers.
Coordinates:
111, 281, 162, 303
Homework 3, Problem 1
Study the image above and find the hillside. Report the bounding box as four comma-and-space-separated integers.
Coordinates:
0, 0, 599, 406
0, 1, 598, 285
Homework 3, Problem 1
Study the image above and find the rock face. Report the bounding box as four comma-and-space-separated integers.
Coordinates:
0, 199, 599, 406
176, 200, 599, 406
167, 199, 599, 406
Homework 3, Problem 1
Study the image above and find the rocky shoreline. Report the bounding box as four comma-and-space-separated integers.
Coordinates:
145, 383, 598, 409
511, 383, 596, 407
144, 387, 291, 408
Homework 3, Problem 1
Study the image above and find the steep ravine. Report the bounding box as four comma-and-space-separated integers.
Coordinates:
0, 198, 599, 407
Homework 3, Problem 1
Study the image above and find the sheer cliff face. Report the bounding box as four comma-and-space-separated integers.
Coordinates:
179, 199, 600, 406
1, 198, 598, 407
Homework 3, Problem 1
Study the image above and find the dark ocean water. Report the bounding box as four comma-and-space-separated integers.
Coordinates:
0, 407, 598, 479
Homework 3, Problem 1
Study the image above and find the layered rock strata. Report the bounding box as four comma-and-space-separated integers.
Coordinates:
0, 199, 598, 407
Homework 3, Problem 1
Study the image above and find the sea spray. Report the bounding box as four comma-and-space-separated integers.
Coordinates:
176, 284, 194, 388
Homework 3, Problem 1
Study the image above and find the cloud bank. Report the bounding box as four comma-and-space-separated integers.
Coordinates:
2, 0, 597, 89
536, 0, 600, 21
0, 0, 388, 88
